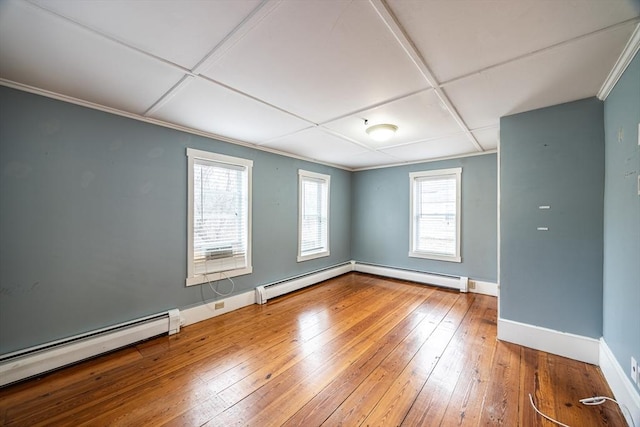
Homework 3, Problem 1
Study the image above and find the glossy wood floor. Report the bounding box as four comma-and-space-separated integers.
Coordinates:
0, 273, 626, 426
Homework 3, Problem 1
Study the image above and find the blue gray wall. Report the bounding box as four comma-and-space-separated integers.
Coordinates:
500, 97, 605, 338
351, 154, 497, 283
0, 86, 351, 354
7, 71, 634, 373
603, 53, 640, 393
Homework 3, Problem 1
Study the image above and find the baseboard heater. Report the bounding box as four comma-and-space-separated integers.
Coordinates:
255, 262, 353, 304
353, 262, 469, 292
0, 309, 180, 387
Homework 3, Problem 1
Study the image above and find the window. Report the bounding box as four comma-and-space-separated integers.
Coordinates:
186, 148, 252, 286
298, 170, 330, 262
409, 167, 462, 262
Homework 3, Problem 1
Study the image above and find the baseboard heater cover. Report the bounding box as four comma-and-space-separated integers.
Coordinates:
0, 309, 180, 387
255, 262, 352, 304
354, 262, 468, 291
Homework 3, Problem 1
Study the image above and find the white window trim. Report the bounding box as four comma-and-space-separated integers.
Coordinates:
297, 169, 330, 262
186, 148, 253, 286
409, 167, 462, 263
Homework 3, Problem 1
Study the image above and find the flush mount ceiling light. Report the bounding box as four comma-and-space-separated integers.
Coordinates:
365, 122, 398, 142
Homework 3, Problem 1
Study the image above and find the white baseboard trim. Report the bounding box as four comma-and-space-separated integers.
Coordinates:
180, 290, 256, 327
353, 262, 498, 296
469, 279, 499, 297
182, 262, 353, 322
497, 317, 600, 365
600, 338, 640, 426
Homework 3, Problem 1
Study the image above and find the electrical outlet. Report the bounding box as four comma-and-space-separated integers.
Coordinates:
468, 280, 477, 290
214, 302, 224, 310
632, 357, 638, 385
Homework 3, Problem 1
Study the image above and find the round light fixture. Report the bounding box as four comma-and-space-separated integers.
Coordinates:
366, 123, 398, 142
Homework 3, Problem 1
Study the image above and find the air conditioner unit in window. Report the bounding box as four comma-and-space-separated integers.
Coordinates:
205, 246, 233, 260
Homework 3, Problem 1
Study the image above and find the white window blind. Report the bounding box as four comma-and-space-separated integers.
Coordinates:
187, 149, 252, 286
409, 168, 461, 262
298, 170, 330, 262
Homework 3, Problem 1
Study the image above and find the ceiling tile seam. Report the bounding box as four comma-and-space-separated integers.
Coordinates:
431, 89, 483, 152
24, 0, 195, 78
190, 0, 283, 75
439, 16, 640, 90
470, 123, 500, 132
255, 125, 317, 146
368, 0, 484, 153
368, 0, 438, 85
138, 0, 288, 120
196, 74, 317, 127
319, 126, 380, 153
143, 75, 195, 117
375, 130, 475, 151
369, 0, 439, 89
0, 78, 355, 172
171, 81, 435, 155
258, 123, 415, 155
316, 87, 433, 126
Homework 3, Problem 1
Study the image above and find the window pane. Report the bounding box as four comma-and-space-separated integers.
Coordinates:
415, 176, 457, 256
193, 159, 248, 274
299, 171, 330, 261
409, 168, 461, 262
301, 178, 327, 253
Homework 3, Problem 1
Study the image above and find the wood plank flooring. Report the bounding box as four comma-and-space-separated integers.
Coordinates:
0, 273, 627, 426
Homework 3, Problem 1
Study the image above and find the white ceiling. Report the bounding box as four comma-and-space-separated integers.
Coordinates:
0, 0, 638, 170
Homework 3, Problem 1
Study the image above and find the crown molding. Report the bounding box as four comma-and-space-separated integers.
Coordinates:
598, 23, 640, 101
352, 149, 497, 172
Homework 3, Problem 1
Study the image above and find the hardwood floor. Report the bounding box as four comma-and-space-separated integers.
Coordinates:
0, 273, 627, 426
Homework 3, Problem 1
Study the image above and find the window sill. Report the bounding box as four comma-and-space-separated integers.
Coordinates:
408, 251, 461, 263
297, 251, 330, 263
186, 266, 253, 287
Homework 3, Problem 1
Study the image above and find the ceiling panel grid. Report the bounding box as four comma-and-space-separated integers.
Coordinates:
0, 0, 638, 169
